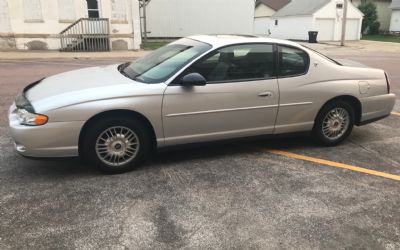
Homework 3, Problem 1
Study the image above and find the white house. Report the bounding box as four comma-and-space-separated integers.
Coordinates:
267, 0, 364, 41
0, 0, 141, 51
145, 0, 255, 38
390, 0, 400, 31
253, 0, 290, 36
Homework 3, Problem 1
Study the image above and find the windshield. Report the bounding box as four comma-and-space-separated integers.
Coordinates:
120, 38, 211, 83
301, 45, 342, 66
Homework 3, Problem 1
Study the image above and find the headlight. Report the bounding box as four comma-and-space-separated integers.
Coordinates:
16, 109, 48, 126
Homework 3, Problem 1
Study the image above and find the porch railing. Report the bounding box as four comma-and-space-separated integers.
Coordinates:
60, 18, 110, 52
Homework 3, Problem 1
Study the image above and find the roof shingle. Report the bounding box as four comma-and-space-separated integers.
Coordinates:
272, 0, 330, 17
256, 0, 291, 11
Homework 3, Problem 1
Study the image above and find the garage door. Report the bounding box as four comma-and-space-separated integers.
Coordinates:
253, 17, 271, 36
315, 18, 335, 41
345, 19, 360, 40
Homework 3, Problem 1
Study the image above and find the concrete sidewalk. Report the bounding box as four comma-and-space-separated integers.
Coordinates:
300, 40, 400, 56
0, 50, 150, 60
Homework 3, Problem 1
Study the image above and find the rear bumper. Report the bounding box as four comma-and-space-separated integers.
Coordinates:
359, 93, 396, 125
358, 114, 390, 126
9, 103, 84, 157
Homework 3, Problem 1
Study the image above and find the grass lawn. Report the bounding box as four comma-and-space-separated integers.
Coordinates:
362, 34, 400, 43
142, 41, 173, 50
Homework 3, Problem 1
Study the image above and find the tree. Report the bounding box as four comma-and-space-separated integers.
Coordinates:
358, 1, 380, 35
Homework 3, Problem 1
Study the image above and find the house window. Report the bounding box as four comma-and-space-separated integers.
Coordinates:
275, 20, 278, 26
111, 0, 127, 21
23, 0, 43, 22
336, 3, 343, 9
58, 0, 76, 22
87, 0, 100, 18
0, 0, 12, 32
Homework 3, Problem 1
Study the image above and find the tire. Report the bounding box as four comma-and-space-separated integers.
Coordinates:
81, 116, 152, 174
313, 100, 355, 146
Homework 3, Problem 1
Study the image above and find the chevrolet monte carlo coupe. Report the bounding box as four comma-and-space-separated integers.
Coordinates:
9, 35, 396, 173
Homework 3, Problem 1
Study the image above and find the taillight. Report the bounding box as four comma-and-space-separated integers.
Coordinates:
384, 72, 390, 93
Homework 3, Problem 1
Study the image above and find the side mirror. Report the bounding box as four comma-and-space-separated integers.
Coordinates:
180, 73, 207, 86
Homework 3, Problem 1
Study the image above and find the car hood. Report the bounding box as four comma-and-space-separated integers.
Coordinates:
24, 64, 166, 113
26, 64, 133, 102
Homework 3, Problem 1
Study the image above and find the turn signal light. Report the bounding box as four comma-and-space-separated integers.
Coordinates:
34, 115, 48, 125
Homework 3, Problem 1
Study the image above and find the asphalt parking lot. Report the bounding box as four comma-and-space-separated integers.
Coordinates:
0, 51, 399, 249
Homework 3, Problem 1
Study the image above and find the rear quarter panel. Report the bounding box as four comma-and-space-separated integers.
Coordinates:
275, 50, 387, 134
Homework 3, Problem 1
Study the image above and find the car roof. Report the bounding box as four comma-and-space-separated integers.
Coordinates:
188, 34, 303, 49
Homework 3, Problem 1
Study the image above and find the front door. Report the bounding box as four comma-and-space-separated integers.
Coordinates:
162, 43, 279, 145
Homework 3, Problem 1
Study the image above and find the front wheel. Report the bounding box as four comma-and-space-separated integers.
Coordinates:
313, 101, 355, 146
82, 117, 152, 174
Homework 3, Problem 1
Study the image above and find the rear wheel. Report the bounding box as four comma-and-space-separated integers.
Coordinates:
82, 116, 152, 174
313, 101, 355, 146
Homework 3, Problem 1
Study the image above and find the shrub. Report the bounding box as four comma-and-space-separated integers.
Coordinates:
358, 1, 380, 35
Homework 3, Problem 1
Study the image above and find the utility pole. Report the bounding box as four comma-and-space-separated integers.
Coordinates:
340, 0, 348, 46
139, 0, 150, 43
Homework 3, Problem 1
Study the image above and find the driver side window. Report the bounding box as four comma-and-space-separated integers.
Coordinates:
184, 43, 275, 83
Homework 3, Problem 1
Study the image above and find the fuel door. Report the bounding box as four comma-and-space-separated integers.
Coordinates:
358, 81, 370, 94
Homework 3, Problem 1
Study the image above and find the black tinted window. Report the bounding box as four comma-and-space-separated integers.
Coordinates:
279, 46, 309, 77
186, 44, 275, 83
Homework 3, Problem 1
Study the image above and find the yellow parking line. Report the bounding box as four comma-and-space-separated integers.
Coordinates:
261, 149, 400, 181
392, 112, 400, 116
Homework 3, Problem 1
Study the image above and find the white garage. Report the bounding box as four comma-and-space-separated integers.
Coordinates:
146, 0, 255, 38
269, 0, 364, 41
390, 0, 400, 32
254, 17, 272, 36
315, 18, 335, 41
345, 19, 361, 40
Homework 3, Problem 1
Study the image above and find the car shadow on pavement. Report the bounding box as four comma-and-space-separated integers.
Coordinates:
10, 135, 317, 176
11, 155, 98, 176
145, 135, 315, 168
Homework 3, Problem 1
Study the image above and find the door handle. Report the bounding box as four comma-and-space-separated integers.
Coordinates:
258, 91, 273, 97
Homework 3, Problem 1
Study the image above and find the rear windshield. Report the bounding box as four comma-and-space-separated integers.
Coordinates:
301, 45, 342, 66
122, 38, 211, 83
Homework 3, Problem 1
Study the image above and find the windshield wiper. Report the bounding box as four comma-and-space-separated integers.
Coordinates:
118, 62, 130, 71
118, 62, 145, 82
118, 62, 132, 79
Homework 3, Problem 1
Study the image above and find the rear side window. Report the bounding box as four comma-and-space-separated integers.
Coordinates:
278, 46, 309, 77
185, 43, 276, 83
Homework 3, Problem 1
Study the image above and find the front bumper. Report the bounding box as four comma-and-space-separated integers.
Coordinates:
8, 103, 85, 157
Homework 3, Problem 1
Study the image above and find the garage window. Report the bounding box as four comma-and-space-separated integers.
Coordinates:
186, 43, 276, 83
278, 46, 309, 78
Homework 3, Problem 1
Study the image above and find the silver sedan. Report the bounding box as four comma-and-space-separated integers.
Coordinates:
9, 35, 396, 173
